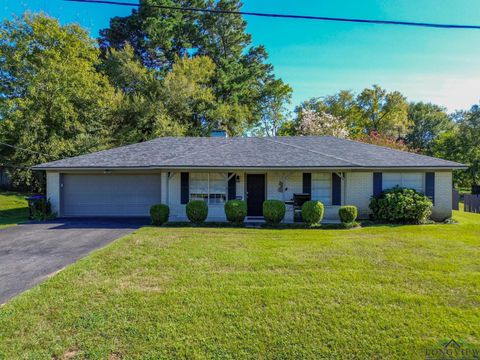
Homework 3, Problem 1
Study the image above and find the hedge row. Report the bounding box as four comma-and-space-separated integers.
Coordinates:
150, 200, 358, 226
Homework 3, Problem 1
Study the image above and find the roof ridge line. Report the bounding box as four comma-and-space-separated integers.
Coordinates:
263, 137, 361, 166
161, 139, 232, 165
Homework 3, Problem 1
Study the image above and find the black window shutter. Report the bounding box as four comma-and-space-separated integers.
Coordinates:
228, 173, 236, 200
303, 173, 311, 194
181, 172, 189, 204
373, 172, 383, 197
425, 172, 435, 204
332, 173, 342, 205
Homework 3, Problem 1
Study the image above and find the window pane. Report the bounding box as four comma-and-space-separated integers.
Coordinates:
190, 173, 227, 204
209, 173, 227, 204
312, 173, 331, 205
383, 173, 402, 190
402, 173, 423, 192
190, 173, 208, 202
383, 173, 424, 193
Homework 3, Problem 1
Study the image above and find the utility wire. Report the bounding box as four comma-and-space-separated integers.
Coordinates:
0, 142, 54, 158
0, 154, 31, 169
65, 0, 480, 30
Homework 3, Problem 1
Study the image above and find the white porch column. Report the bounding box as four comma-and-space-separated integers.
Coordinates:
46, 172, 61, 216
160, 172, 168, 205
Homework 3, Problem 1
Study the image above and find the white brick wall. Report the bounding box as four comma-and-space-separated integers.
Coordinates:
158, 169, 454, 222
167, 172, 226, 221
266, 171, 302, 223
432, 171, 452, 221
344, 172, 373, 219
266, 171, 303, 202
46, 172, 61, 215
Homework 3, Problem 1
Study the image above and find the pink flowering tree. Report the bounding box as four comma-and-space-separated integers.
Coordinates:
296, 109, 349, 138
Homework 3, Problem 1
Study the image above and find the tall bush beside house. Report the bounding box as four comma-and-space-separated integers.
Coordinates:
224, 200, 247, 224
150, 204, 169, 226
339, 206, 358, 224
369, 187, 433, 224
186, 200, 208, 224
263, 200, 286, 224
27, 196, 54, 221
301, 201, 324, 225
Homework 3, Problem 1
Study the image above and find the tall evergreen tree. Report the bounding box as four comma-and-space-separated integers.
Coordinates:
99, 0, 290, 135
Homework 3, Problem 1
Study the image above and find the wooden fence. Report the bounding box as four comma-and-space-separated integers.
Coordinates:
0, 167, 11, 188
452, 189, 459, 211
464, 194, 480, 213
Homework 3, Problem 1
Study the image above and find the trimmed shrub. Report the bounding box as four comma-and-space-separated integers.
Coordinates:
369, 186, 433, 224
339, 205, 358, 224
263, 200, 286, 224
301, 201, 324, 225
186, 200, 208, 224
150, 204, 170, 226
224, 200, 247, 224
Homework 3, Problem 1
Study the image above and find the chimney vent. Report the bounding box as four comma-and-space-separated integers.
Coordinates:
210, 129, 228, 137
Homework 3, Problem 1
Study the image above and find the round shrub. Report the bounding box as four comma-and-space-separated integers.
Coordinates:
150, 204, 170, 226
186, 200, 208, 224
224, 200, 247, 224
339, 205, 357, 224
369, 187, 433, 224
301, 201, 324, 225
263, 200, 286, 224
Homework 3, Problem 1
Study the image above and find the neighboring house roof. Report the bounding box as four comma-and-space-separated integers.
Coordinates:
33, 136, 466, 170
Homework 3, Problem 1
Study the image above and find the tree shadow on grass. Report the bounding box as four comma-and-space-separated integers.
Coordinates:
0, 193, 30, 228
0, 208, 30, 227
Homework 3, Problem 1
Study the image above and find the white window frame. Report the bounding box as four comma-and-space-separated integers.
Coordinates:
382, 172, 424, 193
189, 172, 228, 205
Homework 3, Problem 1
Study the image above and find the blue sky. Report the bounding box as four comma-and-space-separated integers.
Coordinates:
2, 0, 480, 112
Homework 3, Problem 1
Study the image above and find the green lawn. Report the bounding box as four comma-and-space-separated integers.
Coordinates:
1, 212, 479, 359
0, 192, 29, 229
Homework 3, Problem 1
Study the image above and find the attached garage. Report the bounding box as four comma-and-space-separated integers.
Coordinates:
61, 174, 161, 217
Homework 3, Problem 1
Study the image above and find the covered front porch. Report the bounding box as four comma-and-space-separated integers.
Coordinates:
162, 170, 348, 223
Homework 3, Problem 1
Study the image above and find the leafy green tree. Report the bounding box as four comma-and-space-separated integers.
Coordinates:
103, 44, 251, 139
254, 79, 292, 136
433, 106, 480, 187
293, 87, 409, 138
356, 85, 410, 137
0, 14, 118, 189
160, 55, 219, 135
99, 0, 287, 135
406, 102, 453, 153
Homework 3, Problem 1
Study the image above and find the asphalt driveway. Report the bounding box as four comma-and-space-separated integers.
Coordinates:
0, 218, 147, 304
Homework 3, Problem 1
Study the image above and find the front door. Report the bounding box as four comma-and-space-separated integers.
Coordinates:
246, 174, 265, 216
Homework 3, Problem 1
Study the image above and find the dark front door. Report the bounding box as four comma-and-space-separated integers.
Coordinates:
246, 174, 265, 216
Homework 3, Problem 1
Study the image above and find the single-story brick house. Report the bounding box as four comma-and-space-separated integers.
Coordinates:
33, 135, 465, 222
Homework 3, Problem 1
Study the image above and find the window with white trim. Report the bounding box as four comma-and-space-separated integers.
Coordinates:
189, 173, 227, 204
312, 173, 331, 205
383, 173, 424, 193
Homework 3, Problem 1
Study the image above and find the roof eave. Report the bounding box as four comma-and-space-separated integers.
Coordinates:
32, 165, 468, 171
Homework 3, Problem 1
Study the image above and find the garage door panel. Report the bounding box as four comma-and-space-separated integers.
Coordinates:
62, 174, 161, 217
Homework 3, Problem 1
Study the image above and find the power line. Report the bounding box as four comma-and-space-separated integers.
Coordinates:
65, 0, 480, 30
0, 162, 30, 170
0, 142, 53, 158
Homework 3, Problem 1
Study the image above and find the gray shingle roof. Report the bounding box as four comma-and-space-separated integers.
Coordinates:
33, 136, 465, 170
